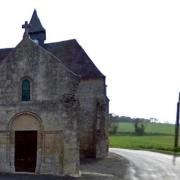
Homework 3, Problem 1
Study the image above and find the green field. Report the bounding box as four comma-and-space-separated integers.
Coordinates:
109, 122, 180, 154
117, 122, 175, 135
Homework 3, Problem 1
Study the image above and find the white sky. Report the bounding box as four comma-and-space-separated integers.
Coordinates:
0, 0, 179, 123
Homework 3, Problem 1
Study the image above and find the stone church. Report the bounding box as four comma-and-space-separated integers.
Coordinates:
0, 10, 109, 176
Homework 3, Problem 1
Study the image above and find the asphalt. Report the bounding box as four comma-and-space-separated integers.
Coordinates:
3, 149, 179, 180
110, 148, 180, 180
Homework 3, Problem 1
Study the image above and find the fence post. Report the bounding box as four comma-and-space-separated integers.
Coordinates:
174, 93, 180, 148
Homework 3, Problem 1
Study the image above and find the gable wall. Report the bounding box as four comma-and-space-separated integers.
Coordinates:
0, 40, 79, 104
0, 38, 80, 176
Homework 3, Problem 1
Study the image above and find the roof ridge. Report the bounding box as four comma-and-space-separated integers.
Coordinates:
44, 39, 77, 45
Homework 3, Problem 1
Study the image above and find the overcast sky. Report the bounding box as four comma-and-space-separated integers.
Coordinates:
0, 0, 180, 123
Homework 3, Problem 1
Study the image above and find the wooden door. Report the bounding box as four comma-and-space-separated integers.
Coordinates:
15, 131, 37, 172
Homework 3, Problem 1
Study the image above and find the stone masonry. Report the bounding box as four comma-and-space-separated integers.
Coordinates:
0, 10, 109, 176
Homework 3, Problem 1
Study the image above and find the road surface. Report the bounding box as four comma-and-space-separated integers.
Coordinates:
110, 148, 180, 180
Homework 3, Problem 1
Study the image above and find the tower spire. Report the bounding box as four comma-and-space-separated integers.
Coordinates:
28, 9, 46, 45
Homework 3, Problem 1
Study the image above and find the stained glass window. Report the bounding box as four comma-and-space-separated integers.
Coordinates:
22, 79, 30, 101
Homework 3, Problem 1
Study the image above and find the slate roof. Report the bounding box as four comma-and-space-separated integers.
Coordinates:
0, 48, 12, 62
0, 40, 104, 79
0, 10, 105, 79
44, 40, 105, 78
29, 9, 45, 34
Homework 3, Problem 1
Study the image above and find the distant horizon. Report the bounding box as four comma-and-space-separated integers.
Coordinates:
110, 113, 176, 124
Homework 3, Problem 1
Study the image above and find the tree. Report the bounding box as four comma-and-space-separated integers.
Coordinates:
109, 114, 119, 134
109, 121, 119, 134
149, 117, 159, 123
134, 118, 146, 135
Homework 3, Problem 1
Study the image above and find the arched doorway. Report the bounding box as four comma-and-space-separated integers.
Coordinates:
8, 112, 43, 173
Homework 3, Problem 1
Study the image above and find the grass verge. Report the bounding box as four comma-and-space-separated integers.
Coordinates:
109, 135, 180, 155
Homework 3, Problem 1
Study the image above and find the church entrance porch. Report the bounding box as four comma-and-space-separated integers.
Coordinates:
15, 131, 37, 172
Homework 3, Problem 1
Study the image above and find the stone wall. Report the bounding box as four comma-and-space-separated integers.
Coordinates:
0, 37, 79, 105
0, 36, 109, 176
0, 37, 80, 176
77, 78, 109, 158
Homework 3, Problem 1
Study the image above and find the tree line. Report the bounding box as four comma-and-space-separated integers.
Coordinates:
109, 113, 159, 135
109, 113, 159, 123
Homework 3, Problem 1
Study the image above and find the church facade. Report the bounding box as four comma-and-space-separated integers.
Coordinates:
0, 10, 109, 176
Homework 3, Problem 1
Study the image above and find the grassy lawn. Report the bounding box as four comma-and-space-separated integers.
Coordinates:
109, 122, 180, 154
110, 135, 175, 151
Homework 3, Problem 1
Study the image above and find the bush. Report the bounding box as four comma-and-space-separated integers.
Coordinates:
134, 119, 145, 135
109, 122, 119, 134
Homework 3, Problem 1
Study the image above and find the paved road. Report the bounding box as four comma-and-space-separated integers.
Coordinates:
110, 148, 180, 180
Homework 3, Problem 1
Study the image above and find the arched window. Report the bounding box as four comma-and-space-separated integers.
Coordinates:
21, 79, 30, 101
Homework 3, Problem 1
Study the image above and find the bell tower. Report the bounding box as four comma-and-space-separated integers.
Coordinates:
28, 9, 46, 45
